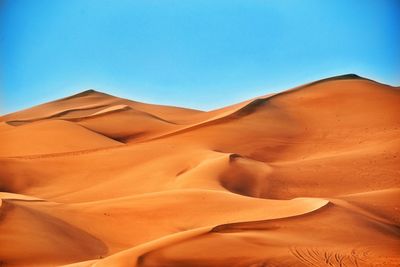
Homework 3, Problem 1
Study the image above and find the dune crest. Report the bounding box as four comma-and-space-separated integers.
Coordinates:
0, 75, 399, 266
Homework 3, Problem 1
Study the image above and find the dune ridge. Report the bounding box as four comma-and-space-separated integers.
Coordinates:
0, 74, 399, 266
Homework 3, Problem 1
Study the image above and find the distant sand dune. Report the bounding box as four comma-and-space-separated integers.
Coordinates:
0, 74, 399, 266
0, 120, 123, 157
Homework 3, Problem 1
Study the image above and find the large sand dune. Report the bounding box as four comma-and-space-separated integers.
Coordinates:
0, 74, 399, 266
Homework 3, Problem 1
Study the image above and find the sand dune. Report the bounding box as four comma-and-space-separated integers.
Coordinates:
0, 120, 122, 157
0, 74, 399, 266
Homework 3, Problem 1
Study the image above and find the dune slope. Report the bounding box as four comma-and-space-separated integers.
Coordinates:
0, 74, 399, 266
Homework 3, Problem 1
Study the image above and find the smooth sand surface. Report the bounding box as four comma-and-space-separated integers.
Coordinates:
0, 74, 399, 266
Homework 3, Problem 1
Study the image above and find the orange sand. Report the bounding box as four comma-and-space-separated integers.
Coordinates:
0, 74, 399, 266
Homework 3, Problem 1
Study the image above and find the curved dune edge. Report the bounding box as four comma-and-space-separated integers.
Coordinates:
61, 198, 329, 267
5, 104, 133, 126
5, 104, 111, 126
0, 192, 44, 201
90, 104, 130, 116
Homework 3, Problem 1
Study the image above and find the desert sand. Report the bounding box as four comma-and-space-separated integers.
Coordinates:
0, 74, 399, 266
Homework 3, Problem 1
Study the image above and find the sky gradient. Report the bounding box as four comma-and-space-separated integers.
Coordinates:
1, 0, 399, 114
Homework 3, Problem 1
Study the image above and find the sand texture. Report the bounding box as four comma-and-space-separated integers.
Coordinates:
1, 74, 399, 266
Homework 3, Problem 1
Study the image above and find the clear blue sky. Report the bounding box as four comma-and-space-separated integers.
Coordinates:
1, 0, 399, 114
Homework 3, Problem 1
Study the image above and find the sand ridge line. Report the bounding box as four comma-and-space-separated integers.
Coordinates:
5, 104, 111, 126
62, 198, 329, 267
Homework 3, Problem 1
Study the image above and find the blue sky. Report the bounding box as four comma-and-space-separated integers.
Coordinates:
1, 0, 399, 114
